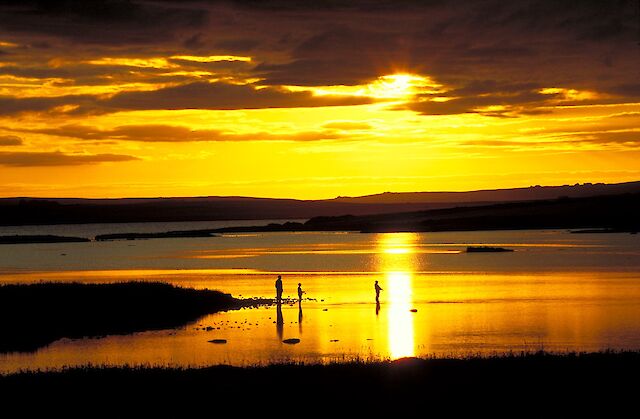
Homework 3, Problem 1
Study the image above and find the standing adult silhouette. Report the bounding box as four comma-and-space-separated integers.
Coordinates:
275, 275, 283, 302
375, 280, 383, 303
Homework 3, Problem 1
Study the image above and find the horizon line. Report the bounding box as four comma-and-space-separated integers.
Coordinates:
1, 179, 638, 201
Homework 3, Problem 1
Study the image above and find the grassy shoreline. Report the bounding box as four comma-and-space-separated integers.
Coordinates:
0, 281, 269, 353
2, 351, 638, 414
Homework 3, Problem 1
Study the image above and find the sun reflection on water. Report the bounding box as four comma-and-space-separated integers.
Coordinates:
376, 233, 420, 359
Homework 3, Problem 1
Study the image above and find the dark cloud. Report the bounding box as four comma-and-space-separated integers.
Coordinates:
0, 1, 208, 45
250, 0, 639, 99
166, 58, 253, 73
214, 38, 260, 52
0, 151, 138, 167
255, 28, 413, 86
0, 63, 145, 80
18, 124, 344, 142
183, 33, 206, 50
0, 0, 637, 118
0, 135, 22, 145
0, 81, 373, 116
406, 82, 560, 116
606, 84, 640, 98
101, 82, 373, 111
0, 94, 96, 115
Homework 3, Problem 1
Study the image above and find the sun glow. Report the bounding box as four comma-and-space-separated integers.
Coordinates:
366, 74, 437, 99
286, 73, 441, 100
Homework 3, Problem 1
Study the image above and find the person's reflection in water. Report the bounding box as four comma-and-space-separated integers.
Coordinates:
296, 282, 304, 333
276, 301, 284, 341
376, 300, 380, 316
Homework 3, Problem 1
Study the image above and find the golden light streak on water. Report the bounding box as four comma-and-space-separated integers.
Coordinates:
376, 233, 420, 359
385, 271, 415, 359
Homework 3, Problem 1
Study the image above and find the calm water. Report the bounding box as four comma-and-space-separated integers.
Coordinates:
1, 224, 640, 372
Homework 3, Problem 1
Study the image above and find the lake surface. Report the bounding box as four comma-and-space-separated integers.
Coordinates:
1, 223, 640, 372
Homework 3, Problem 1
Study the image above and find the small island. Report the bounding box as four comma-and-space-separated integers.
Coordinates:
570, 228, 638, 234
95, 230, 219, 241
466, 246, 514, 253
0, 235, 90, 245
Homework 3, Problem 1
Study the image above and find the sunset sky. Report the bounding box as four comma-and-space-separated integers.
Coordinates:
1, 0, 639, 199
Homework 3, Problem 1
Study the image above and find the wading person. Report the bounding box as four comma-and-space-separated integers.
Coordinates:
275, 275, 283, 302
297, 282, 304, 302
375, 280, 382, 303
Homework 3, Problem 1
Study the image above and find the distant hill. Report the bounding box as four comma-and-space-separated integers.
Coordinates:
213, 192, 640, 234
1, 180, 639, 226
306, 192, 640, 233
332, 181, 640, 204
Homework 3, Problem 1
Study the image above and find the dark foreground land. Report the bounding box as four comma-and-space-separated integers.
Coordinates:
0, 282, 267, 353
1, 352, 638, 415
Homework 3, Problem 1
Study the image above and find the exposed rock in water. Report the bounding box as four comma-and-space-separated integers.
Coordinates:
282, 338, 300, 344
208, 339, 227, 344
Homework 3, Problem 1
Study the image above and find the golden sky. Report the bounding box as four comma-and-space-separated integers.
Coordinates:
1, 1, 639, 198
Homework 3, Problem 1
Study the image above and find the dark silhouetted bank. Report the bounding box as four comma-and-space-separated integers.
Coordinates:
0, 351, 637, 416
0, 282, 268, 353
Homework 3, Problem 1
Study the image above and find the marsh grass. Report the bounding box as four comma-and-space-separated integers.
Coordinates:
0, 281, 269, 353
1, 351, 638, 415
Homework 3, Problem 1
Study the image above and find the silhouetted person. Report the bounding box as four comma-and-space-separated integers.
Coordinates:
297, 282, 304, 302
275, 275, 283, 302
375, 280, 382, 303
376, 300, 380, 316
276, 300, 284, 341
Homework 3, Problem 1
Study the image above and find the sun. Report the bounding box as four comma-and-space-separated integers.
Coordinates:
287, 73, 441, 100
366, 74, 430, 99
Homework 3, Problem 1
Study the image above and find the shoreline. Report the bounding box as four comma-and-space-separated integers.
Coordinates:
0, 281, 271, 353
2, 351, 638, 414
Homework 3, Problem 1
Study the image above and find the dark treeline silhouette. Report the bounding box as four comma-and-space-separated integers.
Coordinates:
1, 352, 638, 415
0, 282, 268, 353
